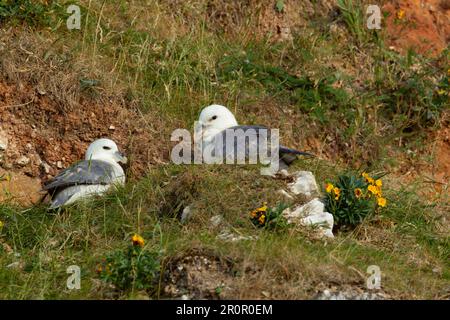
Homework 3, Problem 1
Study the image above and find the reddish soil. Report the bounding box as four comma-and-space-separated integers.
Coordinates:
383, 0, 450, 56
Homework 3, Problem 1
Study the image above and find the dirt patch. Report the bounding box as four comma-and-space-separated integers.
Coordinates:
383, 0, 450, 56
163, 250, 238, 299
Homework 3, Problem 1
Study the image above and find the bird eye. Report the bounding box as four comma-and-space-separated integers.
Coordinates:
211, 115, 217, 120
103, 146, 112, 150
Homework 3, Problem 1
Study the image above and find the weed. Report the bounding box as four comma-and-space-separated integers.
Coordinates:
324, 172, 387, 228
97, 234, 160, 293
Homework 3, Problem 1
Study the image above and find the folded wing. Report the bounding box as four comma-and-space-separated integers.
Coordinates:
43, 160, 118, 196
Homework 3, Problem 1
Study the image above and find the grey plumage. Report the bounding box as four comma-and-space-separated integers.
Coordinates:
43, 160, 122, 209
207, 125, 314, 168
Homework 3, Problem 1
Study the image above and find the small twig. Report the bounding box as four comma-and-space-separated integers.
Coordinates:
3, 99, 34, 109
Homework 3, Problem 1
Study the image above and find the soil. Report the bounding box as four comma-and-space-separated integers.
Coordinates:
383, 0, 450, 56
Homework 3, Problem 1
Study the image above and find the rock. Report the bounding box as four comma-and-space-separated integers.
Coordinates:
282, 198, 334, 238
283, 198, 324, 222
0, 132, 8, 151
16, 156, 30, 166
180, 206, 193, 223
40, 161, 51, 174
316, 288, 388, 300
56, 161, 63, 169
209, 215, 223, 228
109, 125, 116, 130
288, 171, 319, 197
217, 229, 257, 242
277, 189, 294, 200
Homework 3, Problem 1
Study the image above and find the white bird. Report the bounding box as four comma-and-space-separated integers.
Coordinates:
43, 138, 127, 209
196, 104, 313, 170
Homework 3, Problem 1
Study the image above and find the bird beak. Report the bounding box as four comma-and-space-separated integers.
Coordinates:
115, 151, 128, 164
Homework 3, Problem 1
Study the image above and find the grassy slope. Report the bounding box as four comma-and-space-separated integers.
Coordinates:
0, 0, 448, 299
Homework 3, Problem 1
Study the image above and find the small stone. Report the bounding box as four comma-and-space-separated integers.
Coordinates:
277, 189, 294, 200
56, 161, 63, 169
210, 215, 223, 228
41, 162, 51, 174
180, 206, 193, 223
109, 125, 116, 130
0, 132, 8, 151
16, 156, 30, 166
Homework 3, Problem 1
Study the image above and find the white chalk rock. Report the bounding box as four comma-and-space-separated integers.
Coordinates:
288, 171, 319, 197
0, 131, 8, 151
283, 198, 334, 238
277, 189, 294, 200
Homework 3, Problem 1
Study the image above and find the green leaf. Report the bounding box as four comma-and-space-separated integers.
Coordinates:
275, 0, 284, 13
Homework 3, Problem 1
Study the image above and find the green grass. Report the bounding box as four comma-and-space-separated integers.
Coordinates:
1, 163, 448, 299
0, 0, 448, 299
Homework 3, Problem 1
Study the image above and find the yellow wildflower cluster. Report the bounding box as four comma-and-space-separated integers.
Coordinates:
362, 173, 387, 207
250, 202, 268, 225
131, 234, 145, 247
325, 183, 341, 200
397, 9, 405, 20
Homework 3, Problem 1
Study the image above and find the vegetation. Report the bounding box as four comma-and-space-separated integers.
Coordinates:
0, 0, 448, 299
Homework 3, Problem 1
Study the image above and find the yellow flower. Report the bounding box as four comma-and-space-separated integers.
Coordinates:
258, 214, 266, 225
368, 185, 378, 196
131, 234, 145, 247
256, 202, 268, 212
375, 179, 382, 187
354, 188, 363, 198
96, 265, 103, 274
437, 89, 446, 96
325, 183, 334, 193
377, 197, 387, 207
362, 172, 374, 184
250, 202, 267, 218
333, 187, 341, 200
376, 186, 383, 197
397, 9, 405, 20
0, 220, 3, 228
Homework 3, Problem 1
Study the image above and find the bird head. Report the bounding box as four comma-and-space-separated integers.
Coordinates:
85, 138, 127, 164
197, 104, 238, 134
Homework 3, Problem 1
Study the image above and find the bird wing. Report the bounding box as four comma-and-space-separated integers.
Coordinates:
43, 160, 118, 195
212, 125, 313, 160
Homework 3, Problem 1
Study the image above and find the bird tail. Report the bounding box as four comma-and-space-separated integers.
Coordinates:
279, 146, 315, 157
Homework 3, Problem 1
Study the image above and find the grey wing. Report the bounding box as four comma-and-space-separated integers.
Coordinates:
213, 125, 272, 161
213, 125, 313, 165
43, 160, 117, 195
